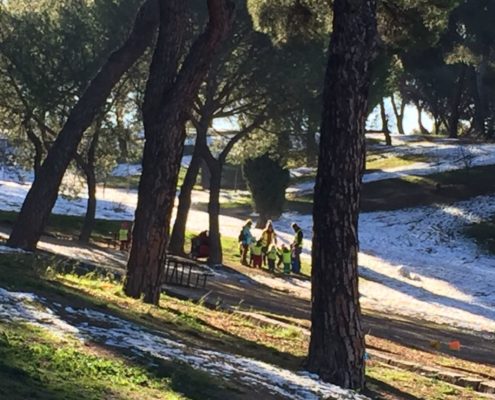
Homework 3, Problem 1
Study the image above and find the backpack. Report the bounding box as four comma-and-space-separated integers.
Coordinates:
238, 229, 245, 242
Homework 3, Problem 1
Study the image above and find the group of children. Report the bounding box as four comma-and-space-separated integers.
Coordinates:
250, 240, 293, 273
240, 219, 303, 274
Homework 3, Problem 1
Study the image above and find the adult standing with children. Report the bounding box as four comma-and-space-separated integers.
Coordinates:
291, 223, 303, 274
260, 220, 277, 266
239, 219, 254, 266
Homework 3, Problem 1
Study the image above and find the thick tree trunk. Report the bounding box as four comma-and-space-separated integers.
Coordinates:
379, 98, 392, 145
125, 123, 186, 304
7, 0, 159, 250
390, 93, 405, 135
169, 147, 202, 255
448, 67, 466, 139
124, 0, 234, 304
207, 161, 223, 266
307, 0, 376, 391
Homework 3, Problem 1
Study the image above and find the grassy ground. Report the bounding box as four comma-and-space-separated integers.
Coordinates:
365, 153, 429, 171
0, 253, 487, 399
287, 164, 495, 214
0, 323, 184, 400
465, 215, 495, 256
0, 210, 122, 242
103, 166, 188, 190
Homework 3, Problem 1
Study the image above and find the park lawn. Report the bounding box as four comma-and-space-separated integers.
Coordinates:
0, 323, 185, 400
102, 166, 189, 190
365, 153, 430, 171
0, 210, 122, 242
0, 253, 487, 400
288, 164, 495, 214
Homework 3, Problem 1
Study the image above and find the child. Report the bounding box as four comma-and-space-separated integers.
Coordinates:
251, 239, 263, 268
266, 244, 278, 272
278, 244, 292, 274
119, 222, 130, 251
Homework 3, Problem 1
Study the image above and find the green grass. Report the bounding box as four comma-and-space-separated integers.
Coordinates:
465, 215, 495, 255
362, 164, 495, 212
0, 323, 183, 400
0, 210, 123, 242
287, 165, 495, 213
366, 364, 468, 400
365, 153, 429, 171
102, 167, 188, 190
0, 253, 487, 400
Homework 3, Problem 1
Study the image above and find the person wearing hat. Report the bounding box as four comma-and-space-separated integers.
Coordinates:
291, 223, 303, 273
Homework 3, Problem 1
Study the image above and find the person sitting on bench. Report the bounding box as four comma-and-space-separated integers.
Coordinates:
191, 231, 209, 259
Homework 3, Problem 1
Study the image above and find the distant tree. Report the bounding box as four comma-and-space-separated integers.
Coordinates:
0, 0, 149, 243
5, 0, 158, 250
242, 154, 290, 227
169, 3, 280, 263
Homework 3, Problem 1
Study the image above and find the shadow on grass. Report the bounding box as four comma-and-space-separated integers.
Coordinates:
0, 253, 304, 398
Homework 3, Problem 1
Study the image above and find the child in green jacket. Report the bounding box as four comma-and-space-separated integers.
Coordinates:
266, 244, 278, 272
278, 244, 292, 274
251, 239, 263, 268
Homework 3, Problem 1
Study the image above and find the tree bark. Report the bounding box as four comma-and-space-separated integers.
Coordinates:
79, 163, 97, 243
124, 0, 234, 304
78, 127, 101, 243
306, 0, 376, 391
417, 103, 429, 135
379, 98, 392, 145
25, 125, 43, 179
7, 0, 159, 250
473, 56, 488, 137
390, 93, 405, 135
448, 66, 466, 139
207, 161, 223, 266
169, 146, 202, 255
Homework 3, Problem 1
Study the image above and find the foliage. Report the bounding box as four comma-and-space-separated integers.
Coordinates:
242, 153, 290, 222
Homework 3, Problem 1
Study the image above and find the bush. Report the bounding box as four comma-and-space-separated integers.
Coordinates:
242, 154, 290, 227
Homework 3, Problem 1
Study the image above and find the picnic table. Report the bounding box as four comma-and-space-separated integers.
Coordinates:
162, 255, 214, 289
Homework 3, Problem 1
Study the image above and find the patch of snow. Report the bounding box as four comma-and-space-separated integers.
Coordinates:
111, 163, 142, 177
0, 244, 26, 254
0, 288, 369, 400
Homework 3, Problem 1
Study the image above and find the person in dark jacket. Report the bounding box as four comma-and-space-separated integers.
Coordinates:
291, 223, 303, 273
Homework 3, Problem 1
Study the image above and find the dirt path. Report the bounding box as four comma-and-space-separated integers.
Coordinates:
165, 264, 495, 368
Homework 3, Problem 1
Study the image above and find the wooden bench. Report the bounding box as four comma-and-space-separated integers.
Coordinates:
162, 255, 214, 289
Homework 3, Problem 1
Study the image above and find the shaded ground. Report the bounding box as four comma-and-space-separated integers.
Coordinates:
2, 226, 492, 371
163, 264, 495, 369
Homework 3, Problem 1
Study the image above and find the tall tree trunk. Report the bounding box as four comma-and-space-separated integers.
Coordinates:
448, 66, 466, 139
473, 59, 488, 137
79, 164, 97, 243
417, 103, 429, 135
390, 93, 405, 135
379, 98, 392, 145
305, 118, 319, 166
25, 125, 43, 179
207, 161, 223, 266
307, 0, 376, 391
124, 0, 234, 304
7, 0, 159, 250
79, 127, 101, 243
169, 147, 202, 255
